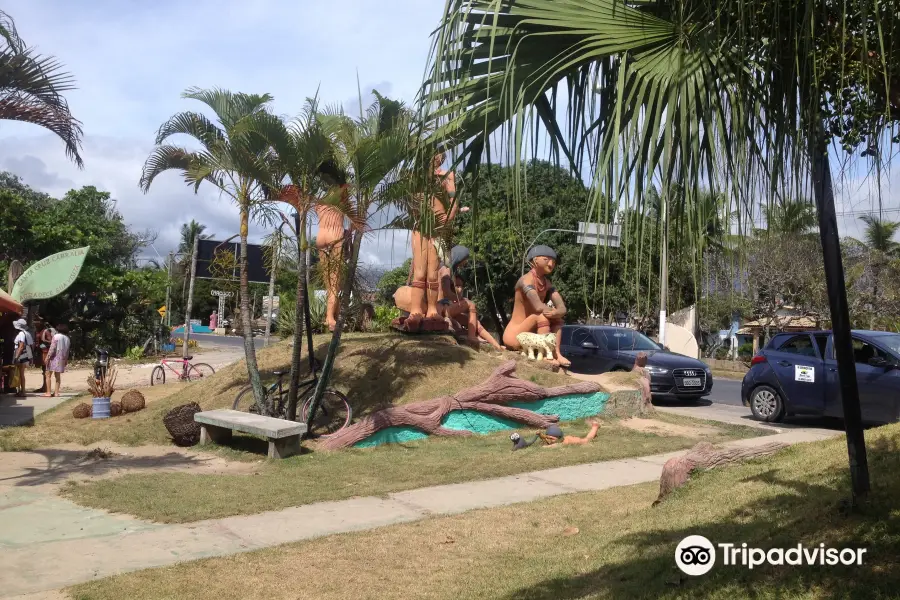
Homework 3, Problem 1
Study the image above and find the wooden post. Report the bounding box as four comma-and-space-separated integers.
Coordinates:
183, 235, 199, 359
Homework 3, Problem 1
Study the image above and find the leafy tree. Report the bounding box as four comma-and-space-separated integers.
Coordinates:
0, 10, 82, 165
377, 259, 411, 305
245, 97, 344, 418
305, 92, 414, 427
141, 87, 276, 407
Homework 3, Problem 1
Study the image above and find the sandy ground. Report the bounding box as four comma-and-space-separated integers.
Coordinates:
39, 346, 246, 394
619, 416, 723, 438
0, 443, 259, 494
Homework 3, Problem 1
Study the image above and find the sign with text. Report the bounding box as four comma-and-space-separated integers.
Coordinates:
10, 247, 90, 303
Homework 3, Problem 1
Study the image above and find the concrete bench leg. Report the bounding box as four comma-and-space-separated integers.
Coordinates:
200, 424, 233, 446
268, 434, 301, 459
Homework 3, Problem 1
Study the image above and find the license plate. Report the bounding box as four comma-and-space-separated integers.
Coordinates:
682, 378, 702, 387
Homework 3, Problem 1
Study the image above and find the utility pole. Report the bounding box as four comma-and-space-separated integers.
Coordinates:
164, 251, 174, 329
659, 193, 668, 346
183, 235, 199, 359
264, 224, 283, 346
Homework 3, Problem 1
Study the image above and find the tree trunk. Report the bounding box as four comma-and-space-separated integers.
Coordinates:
318, 360, 601, 450
286, 213, 308, 422
654, 441, 787, 505
305, 229, 363, 434
239, 203, 267, 413
810, 123, 870, 500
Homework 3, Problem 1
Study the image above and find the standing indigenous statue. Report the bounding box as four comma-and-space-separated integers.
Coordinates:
316, 196, 350, 332
394, 147, 467, 332
279, 183, 350, 332
438, 245, 503, 350
502, 245, 571, 367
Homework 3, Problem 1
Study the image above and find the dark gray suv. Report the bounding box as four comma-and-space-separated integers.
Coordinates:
560, 325, 714, 401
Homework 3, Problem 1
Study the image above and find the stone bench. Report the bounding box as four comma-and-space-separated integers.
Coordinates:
194, 409, 307, 459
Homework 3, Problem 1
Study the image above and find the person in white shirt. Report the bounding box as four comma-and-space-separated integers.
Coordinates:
44, 323, 71, 397
12, 318, 33, 397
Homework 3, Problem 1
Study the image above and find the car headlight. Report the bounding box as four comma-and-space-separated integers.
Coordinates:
644, 365, 669, 375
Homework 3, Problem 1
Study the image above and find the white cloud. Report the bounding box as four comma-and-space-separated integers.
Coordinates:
0, 0, 440, 264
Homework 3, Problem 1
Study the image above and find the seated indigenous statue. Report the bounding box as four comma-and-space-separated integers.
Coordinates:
502, 245, 571, 368
438, 246, 503, 351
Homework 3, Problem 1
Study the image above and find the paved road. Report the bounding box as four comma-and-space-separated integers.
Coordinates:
190, 333, 266, 349
706, 377, 743, 406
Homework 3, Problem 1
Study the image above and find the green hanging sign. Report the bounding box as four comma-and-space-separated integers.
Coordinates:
11, 246, 90, 303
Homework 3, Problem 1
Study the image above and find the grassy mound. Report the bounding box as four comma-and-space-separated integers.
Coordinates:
0, 333, 574, 451
70, 423, 900, 600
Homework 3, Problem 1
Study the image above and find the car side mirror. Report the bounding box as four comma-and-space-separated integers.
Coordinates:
869, 357, 891, 369
581, 341, 598, 350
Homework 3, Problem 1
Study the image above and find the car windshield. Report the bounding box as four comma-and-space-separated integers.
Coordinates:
604, 329, 660, 351
871, 334, 900, 358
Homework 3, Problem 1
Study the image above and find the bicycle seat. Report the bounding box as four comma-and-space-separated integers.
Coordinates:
271, 370, 286, 376
183, 355, 193, 361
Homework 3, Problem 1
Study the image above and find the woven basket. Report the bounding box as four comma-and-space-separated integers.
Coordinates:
72, 403, 92, 419
110, 401, 123, 417
121, 390, 146, 413
163, 402, 202, 447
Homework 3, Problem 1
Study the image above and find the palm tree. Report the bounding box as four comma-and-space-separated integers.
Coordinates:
243, 98, 350, 419
140, 88, 275, 409
858, 214, 900, 326
762, 200, 818, 236
860, 215, 900, 256
177, 220, 212, 311
304, 92, 415, 429
0, 10, 83, 166
421, 0, 898, 497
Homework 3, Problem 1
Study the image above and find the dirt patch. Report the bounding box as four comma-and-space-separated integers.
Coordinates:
567, 370, 639, 394
619, 417, 722, 438
0, 443, 259, 493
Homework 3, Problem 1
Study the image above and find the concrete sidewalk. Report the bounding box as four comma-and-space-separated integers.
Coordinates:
0, 427, 841, 597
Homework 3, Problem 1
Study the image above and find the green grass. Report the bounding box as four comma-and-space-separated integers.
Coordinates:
61, 412, 762, 523
68, 422, 900, 600
0, 333, 571, 452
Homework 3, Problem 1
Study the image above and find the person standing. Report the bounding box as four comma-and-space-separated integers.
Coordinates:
44, 324, 71, 397
12, 319, 33, 397
34, 321, 54, 393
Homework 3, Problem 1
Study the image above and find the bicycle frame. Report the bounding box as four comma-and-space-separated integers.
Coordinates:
159, 357, 191, 380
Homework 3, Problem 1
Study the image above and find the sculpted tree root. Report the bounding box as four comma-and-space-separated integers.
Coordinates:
318, 360, 601, 450
654, 441, 788, 505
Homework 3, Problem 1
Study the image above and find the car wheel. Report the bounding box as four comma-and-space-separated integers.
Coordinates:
750, 386, 785, 423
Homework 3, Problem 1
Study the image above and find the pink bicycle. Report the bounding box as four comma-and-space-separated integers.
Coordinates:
150, 355, 215, 385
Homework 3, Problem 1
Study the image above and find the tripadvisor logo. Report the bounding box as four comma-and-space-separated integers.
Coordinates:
675, 535, 867, 576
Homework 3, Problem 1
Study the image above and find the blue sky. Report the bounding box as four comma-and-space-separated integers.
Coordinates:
0, 0, 440, 267
0, 0, 897, 269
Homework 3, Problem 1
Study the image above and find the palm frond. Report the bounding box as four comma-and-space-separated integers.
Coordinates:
0, 48, 82, 166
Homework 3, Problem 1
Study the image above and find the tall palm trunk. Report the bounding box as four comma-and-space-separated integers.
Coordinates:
305, 228, 362, 431
239, 202, 266, 412
286, 213, 308, 421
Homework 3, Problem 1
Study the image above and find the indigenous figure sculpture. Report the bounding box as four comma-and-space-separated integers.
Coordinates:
394, 148, 467, 332
502, 245, 571, 367
279, 183, 350, 333
315, 199, 350, 332
437, 246, 503, 350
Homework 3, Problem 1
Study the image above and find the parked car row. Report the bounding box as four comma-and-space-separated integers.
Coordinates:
561, 323, 900, 428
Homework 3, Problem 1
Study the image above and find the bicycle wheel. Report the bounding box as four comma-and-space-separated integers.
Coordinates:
187, 363, 215, 381
300, 389, 352, 436
233, 384, 285, 416
151, 366, 165, 386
